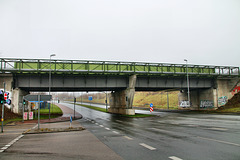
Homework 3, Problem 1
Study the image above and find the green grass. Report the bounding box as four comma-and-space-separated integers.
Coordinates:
75, 103, 155, 118
39, 104, 63, 114
3, 118, 22, 125
121, 114, 155, 118
76, 104, 107, 112
3, 104, 63, 125
216, 107, 240, 113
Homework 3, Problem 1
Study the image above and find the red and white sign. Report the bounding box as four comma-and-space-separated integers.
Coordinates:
150, 107, 153, 112
150, 103, 153, 112
4, 93, 8, 100
29, 112, 33, 120
24, 112, 28, 120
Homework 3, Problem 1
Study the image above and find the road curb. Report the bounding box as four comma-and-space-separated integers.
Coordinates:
23, 126, 85, 134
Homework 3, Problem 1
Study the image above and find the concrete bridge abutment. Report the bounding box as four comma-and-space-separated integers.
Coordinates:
178, 79, 239, 110
108, 75, 136, 115
0, 74, 29, 114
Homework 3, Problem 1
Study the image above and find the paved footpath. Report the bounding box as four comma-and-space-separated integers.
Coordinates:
0, 104, 123, 160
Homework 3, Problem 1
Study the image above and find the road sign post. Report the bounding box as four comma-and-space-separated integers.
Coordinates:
74, 97, 76, 119
150, 103, 153, 112
1, 82, 5, 133
70, 116, 72, 128
23, 94, 52, 130
88, 96, 92, 106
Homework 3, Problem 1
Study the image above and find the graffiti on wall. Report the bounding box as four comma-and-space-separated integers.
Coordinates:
232, 85, 240, 95
179, 101, 191, 108
218, 96, 228, 106
200, 100, 214, 108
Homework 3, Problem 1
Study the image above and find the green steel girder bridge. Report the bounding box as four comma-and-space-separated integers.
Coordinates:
0, 58, 239, 77
0, 58, 239, 114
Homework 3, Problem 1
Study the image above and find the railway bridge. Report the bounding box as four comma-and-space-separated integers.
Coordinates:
0, 58, 239, 115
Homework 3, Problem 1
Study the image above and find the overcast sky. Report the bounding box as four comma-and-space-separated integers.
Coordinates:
0, 0, 240, 67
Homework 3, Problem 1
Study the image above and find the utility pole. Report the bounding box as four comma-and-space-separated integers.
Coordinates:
184, 59, 190, 107
1, 82, 5, 133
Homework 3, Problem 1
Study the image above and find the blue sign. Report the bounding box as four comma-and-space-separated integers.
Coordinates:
150, 103, 153, 107
88, 96, 93, 101
70, 116, 72, 123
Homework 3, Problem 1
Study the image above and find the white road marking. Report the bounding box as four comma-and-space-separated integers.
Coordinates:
123, 136, 133, 140
139, 143, 156, 150
32, 125, 38, 129
0, 134, 25, 153
112, 131, 119, 134
169, 156, 183, 160
105, 127, 110, 130
99, 125, 104, 127
95, 123, 99, 125
1, 147, 8, 150
116, 120, 123, 123
197, 136, 240, 147
206, 128, 228, 131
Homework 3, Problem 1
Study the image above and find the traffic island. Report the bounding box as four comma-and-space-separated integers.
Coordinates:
23, 126, 85, 134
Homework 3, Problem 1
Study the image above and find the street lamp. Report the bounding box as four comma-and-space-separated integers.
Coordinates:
49, 54, 56, 119
184, 59, 190, 107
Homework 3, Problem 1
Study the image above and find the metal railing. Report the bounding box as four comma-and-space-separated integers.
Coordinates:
0, 58, 239, 77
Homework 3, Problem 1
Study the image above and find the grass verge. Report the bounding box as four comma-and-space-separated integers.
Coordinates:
3, 104, 63, 125
75, 103, 155, 118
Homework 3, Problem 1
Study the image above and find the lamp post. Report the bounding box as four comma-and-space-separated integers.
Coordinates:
49, 54, 56, 119
184, 59, 190, 107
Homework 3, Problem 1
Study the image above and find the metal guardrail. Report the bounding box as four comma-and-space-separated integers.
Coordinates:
0, 58, 239, 77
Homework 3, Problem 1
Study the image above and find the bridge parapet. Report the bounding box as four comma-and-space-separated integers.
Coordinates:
1, 58, 239, 77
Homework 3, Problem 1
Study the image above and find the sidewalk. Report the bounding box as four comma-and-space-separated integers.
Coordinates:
0, 104, 123, 160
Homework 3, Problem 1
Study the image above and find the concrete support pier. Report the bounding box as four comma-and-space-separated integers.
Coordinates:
108, 75, 136, 115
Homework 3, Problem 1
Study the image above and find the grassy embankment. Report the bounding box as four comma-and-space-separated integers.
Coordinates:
216, 92, 240, 113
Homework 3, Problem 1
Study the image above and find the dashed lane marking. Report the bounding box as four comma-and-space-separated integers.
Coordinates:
206, 127, 228, 131
99, 125, 104, 127
112, 131, 119, 134
169, 156, 183, 160
139, 143, 156, 150
115, 120, 123, 123
123, 136, 133, 140
105, 127, 110, 130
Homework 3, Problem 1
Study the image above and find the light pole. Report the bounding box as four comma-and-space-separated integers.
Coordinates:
184, 59, 190, 107
49, 54, 56, 119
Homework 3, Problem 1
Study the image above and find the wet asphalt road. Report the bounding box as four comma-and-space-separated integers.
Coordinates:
63, 102, 240, 160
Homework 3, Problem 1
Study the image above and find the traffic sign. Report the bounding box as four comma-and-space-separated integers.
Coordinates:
24, 95, 52, 102
150, 103, 153, 112
88, 96, 93, 101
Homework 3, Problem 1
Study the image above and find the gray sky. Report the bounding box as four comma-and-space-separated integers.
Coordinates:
0, 0, 240, 66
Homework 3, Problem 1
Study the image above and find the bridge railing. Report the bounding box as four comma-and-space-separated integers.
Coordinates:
0, 58, 239, 77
